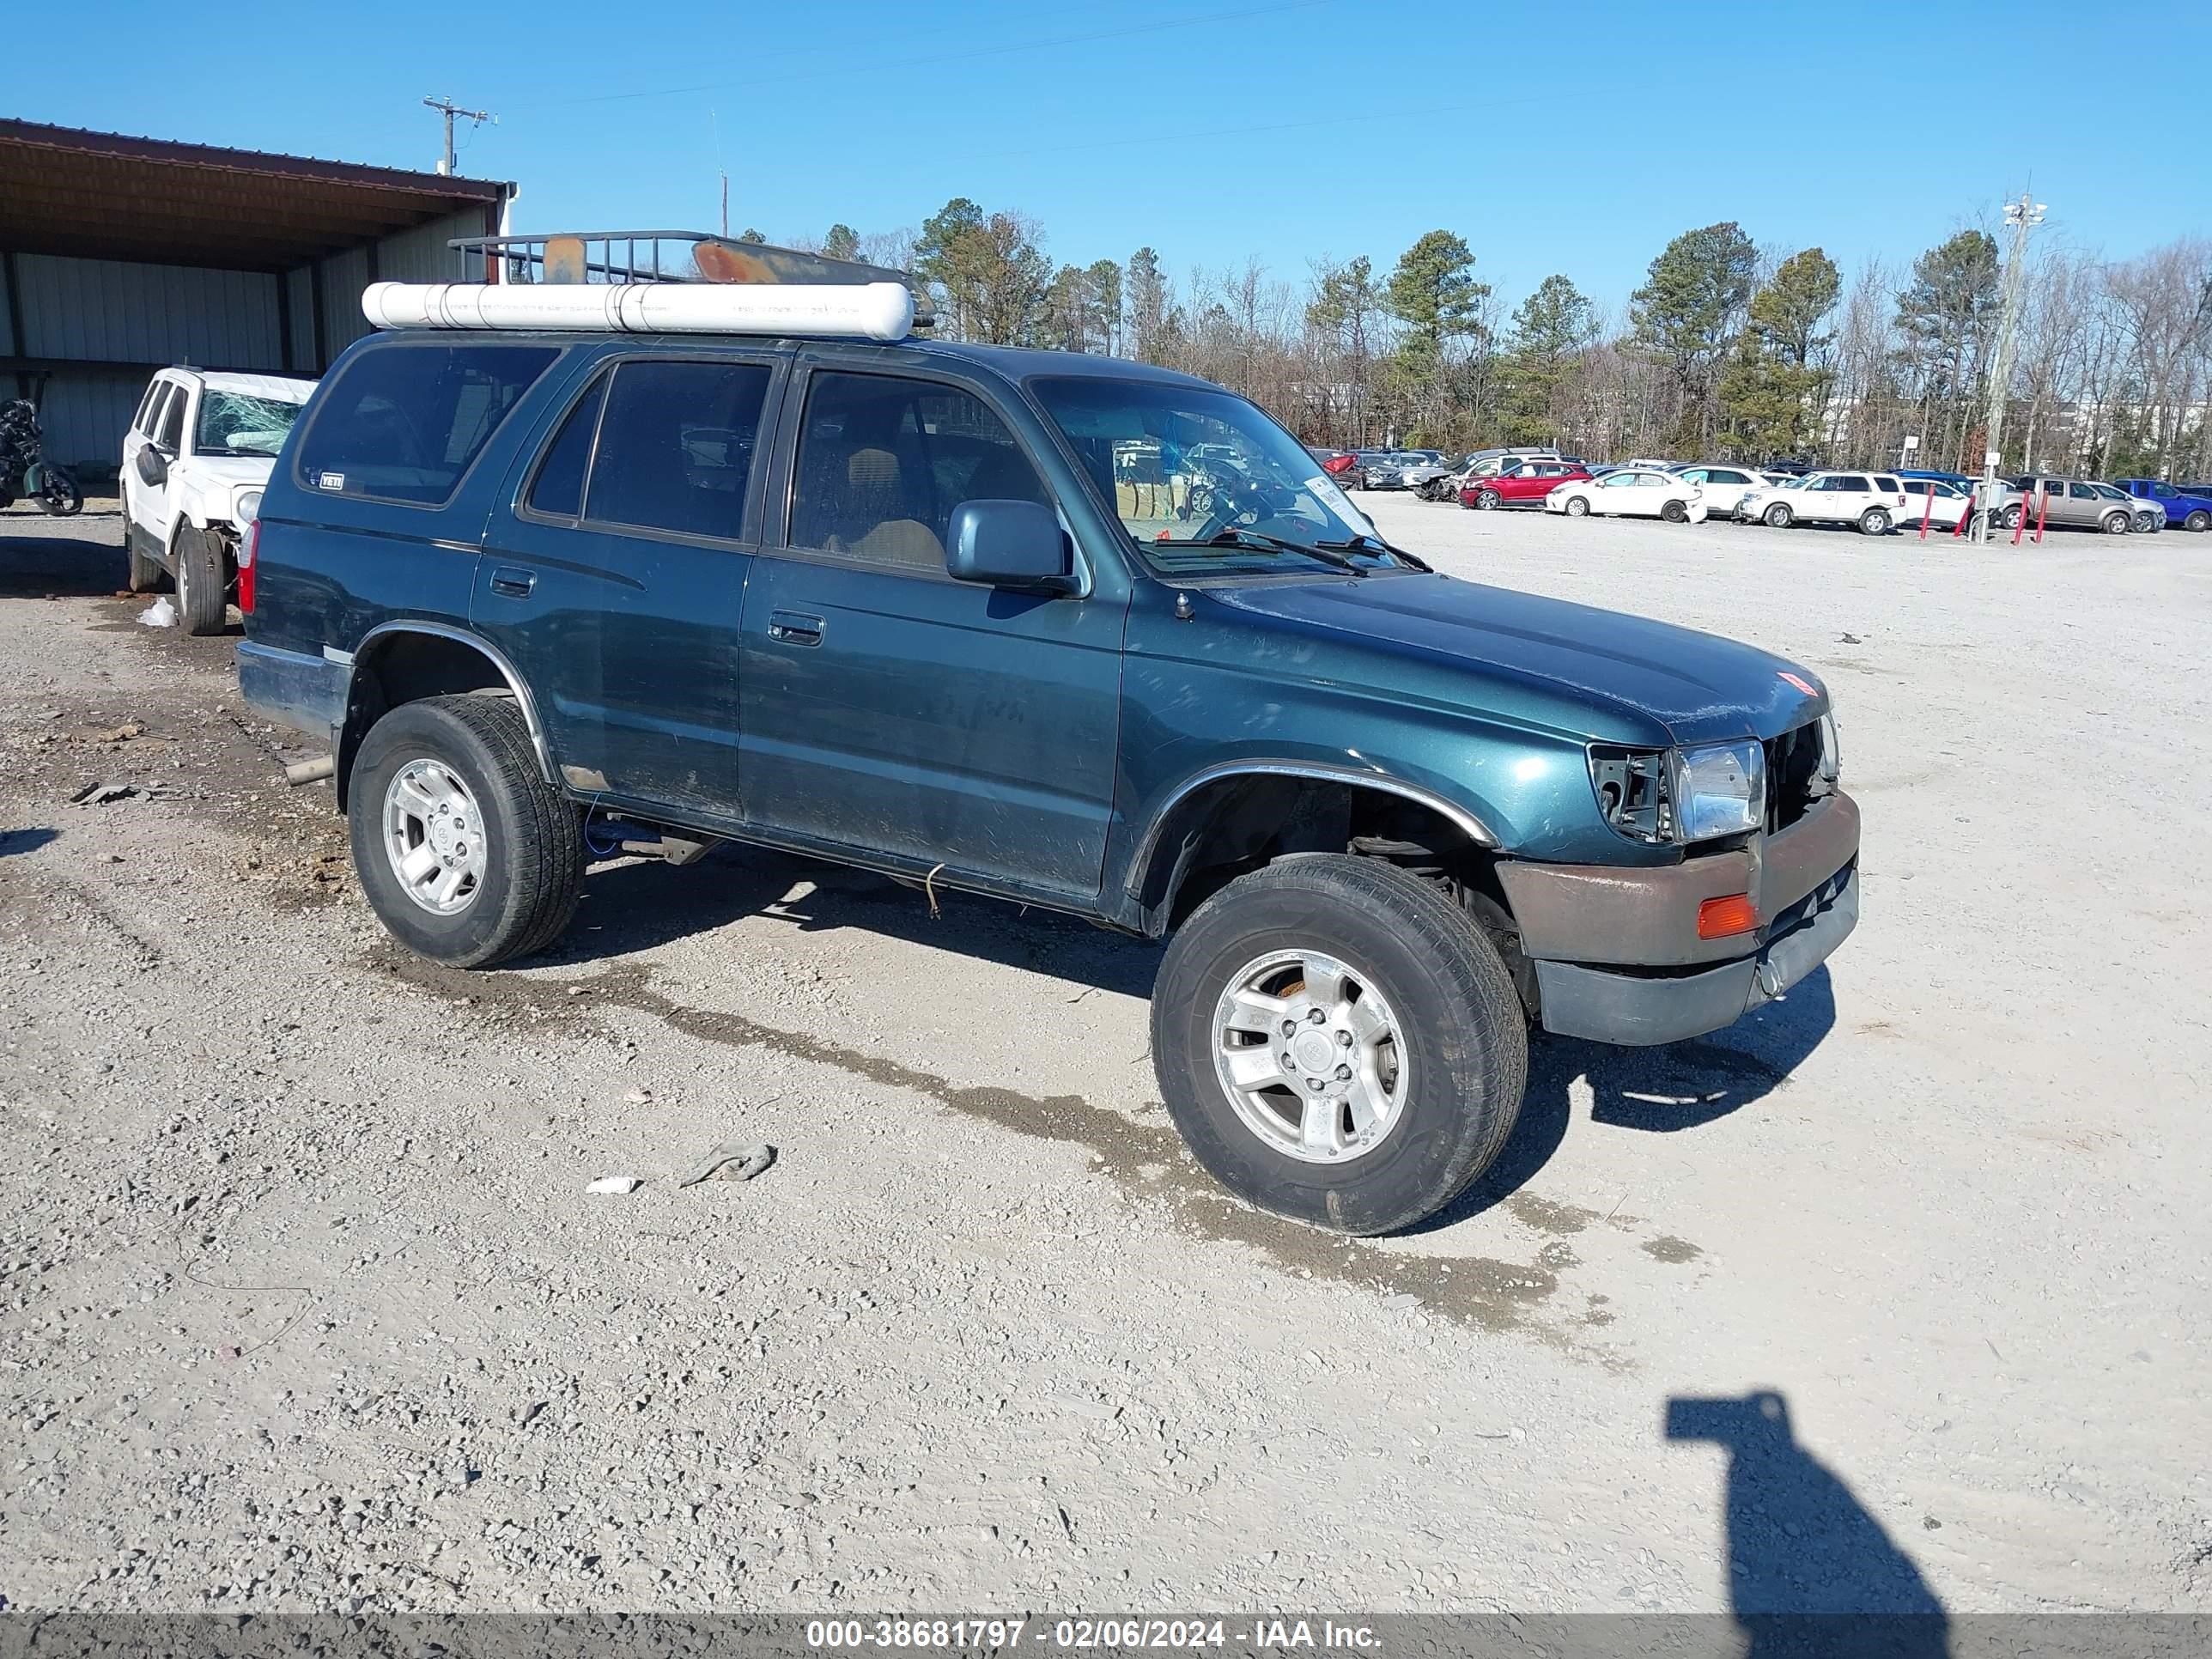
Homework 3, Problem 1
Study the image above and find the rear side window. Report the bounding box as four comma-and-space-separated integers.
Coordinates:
157, 387, 186, 452
526, 376, 608, 520
584, 360, 773, 539
131, 381, 163, 436
1833, 475, 1871, 491
296, 343, 559, 507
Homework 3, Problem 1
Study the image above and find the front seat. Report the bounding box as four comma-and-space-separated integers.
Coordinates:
839, 447, 944, 568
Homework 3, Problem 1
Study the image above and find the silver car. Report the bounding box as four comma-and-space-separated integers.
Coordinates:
1363, 449, 1449, 490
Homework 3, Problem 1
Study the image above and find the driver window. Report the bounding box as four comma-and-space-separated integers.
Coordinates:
791, 371, 1045, 570
157, 388, 186, 453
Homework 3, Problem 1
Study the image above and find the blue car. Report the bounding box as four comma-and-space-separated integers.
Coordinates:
1897, 468, 1976, 488
2116, 478, 2212, 532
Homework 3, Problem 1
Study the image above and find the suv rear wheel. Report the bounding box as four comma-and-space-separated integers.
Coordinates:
124, 519, 164, 594
1858, 507, 1891, 535
349, 696, 583, 968
1152, 854, 1527, 1235
172, 525, 228, 635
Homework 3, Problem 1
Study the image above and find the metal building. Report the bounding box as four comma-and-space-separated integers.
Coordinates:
0, 119, 514, 475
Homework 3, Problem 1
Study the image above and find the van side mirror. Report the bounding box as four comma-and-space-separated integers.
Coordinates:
135, 446, 169, 487
945, 499, 1075, 592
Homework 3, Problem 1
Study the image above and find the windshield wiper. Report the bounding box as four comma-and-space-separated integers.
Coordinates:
1160, 526, 1368, 575
1316, 531, 1431, 572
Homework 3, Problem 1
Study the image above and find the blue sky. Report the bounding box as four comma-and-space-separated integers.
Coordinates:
27, 0, 2211, 318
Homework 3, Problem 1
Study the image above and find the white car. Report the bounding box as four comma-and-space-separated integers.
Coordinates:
1735, 470, 1910, 534
121, 368, 317, 634
1546, 467, 1707, 522
1669, 462, 1768, 518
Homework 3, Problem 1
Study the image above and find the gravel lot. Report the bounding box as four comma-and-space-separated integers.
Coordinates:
3, 493, 2207, 1618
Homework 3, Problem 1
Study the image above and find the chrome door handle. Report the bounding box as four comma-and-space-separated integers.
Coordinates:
489, 568, 536, 599
767, 611, 824, 647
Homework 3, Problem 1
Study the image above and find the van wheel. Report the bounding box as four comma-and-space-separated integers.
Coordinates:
1152, 855, 1528, 1236
349, 696, 583, 968
2102, 511, 2130, 535
1764, 503, 1793, 528
1858, 507, 1891, 535
172, 526, 229, 635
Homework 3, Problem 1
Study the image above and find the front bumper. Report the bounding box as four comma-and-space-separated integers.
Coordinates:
1496, 792, 1861, 1047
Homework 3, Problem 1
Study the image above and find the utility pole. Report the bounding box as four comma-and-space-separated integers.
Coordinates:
1973, 191, 2045, 542
423, 95, 490, 177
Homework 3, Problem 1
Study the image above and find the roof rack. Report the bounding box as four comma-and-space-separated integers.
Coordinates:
447, 229, 933, 326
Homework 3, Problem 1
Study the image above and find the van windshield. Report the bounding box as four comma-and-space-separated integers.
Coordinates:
195, 390, 307, 458
1030, 376, 1417, 576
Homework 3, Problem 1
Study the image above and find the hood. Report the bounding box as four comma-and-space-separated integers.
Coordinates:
1209, 573, 1825, 746
185, 454, 278, 489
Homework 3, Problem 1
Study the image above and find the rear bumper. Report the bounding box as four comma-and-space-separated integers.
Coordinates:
1496, 792, 1861, 1046
238, 640, 348, 743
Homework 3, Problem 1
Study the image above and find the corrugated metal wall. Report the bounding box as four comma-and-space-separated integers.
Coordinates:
6, 204, 496, 472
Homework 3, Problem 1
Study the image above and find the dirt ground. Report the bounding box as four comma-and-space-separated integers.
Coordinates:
2, 493, 2207, 1617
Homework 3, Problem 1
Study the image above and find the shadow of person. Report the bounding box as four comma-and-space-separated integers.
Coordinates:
1409, 968, 1838, 1232
1668, 1389, 1948, 1657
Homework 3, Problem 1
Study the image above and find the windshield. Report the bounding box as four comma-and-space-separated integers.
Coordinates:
195, 389, 306, 457
1030, 377, 1414, 576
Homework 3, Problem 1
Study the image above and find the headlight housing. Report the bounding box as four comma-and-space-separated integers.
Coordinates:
1589, 738, 1766, 844
235, 488, 263, 523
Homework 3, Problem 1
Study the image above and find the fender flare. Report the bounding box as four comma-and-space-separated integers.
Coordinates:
343, 621, 559, 787
1124, 759, 1500, 903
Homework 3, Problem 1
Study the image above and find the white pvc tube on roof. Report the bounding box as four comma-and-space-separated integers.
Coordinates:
361, 279, 914, 342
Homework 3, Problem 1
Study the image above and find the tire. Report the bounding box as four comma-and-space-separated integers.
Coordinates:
1662, 499, 1689, 524
125, 525, 165, 593
35, 464, 82, 516
1764, 503, 1793, 528
1858, 507, 1890, 535
2001, 504, 2024, 531
2102, 512, 2130, 535
348, 696, 583, 969
1565, 495, 1589, 518
171, 525, 229, 635
1151, 854, 1528, 1236
2186, 510, 2210, 533
1474, 488, 1500, 511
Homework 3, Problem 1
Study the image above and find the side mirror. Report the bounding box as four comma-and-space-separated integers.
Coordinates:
945, 499, 1075, 592
135, 446, 169, 487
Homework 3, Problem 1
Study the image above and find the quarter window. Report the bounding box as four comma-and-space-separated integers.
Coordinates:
790, 372, 1045, 570
295, 343, 559, 507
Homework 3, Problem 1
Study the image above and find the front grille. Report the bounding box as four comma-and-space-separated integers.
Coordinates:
1764, 722, 1822, 833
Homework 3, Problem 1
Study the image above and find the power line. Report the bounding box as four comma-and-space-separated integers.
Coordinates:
514, 0, 1334, 110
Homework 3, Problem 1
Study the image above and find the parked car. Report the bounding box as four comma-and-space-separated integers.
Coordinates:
1361, 450, 1449, 490
1895, 477, 1979, 532
1545, 467, 1707, 521
1668, 463, 1768, 520
239, 267, 1856, 1236
1424, 447, 1562, 501
1897, 468, 1975, 488
1346, 448, 1392, 487
2007, 477, 2148, 535
1735, 471, 1910, 533
121, 367, 318, 634
1464, 459, 1590, 510
2115, 477, 2212, 532
1305, 446, 1361, 482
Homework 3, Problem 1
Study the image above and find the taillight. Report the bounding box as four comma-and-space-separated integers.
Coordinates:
238, 520, 258, 614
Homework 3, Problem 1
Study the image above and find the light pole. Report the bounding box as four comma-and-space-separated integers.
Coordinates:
1974, 192, 2045, 542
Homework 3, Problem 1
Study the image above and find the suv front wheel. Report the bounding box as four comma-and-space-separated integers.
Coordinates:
1152, 855, 1528, 1235
349, 696, 583, 968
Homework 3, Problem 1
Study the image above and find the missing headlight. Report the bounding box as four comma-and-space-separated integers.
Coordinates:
1589, 747, 1672, 843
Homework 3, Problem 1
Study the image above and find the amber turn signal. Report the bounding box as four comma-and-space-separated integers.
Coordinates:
1697, 894, 1759, 939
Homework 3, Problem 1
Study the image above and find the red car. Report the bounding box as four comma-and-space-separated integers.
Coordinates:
1462, 459, 1590, 510
1306, 446, 1360, 480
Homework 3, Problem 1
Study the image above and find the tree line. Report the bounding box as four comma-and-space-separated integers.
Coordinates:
765, 202, 2212, 479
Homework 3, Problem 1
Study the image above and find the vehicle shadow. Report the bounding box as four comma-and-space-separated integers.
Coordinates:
1667, 1389, 1948, 1655
0, 514, 126, 599
542, 841, 1163, 1001
0, 827, 60, 858
1411, 967, 1837, 1232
